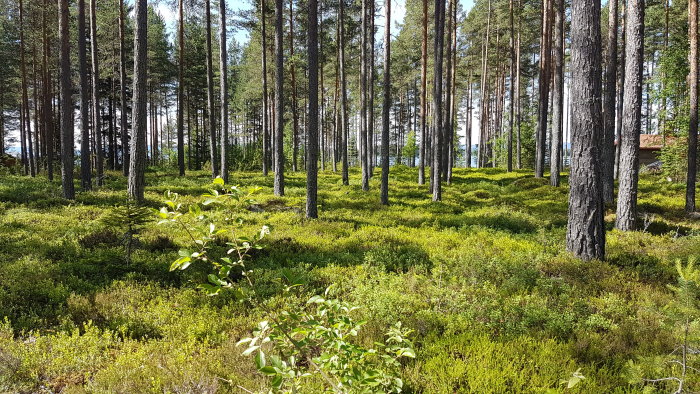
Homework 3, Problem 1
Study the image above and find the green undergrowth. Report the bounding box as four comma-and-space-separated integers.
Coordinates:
0, 167, 699, 392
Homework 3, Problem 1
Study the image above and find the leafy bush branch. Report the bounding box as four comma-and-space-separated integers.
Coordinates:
159, 178, 415, 393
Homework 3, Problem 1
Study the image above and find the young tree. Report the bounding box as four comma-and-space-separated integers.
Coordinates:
128, 0, 148, 202
615, 0, 644, 229
550, 0, 564, 186
78, 0, 91, 190
90, 0, 103, 185
687, 0, 699, 213
220, 0, 229, 183
602, 0, 618, 202
59, 0, 75, 199
567, 0, 605, 260
273, 0, 284, 196
380, 0, 390, 205
307, 0, 319, 218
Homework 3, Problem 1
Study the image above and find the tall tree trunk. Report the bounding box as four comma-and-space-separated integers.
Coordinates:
19, 0, 35, 177
535, 0, 553, 177
567, 0, 605, 261
360, 0, 370, 191
220, 0, 229, 183
205, 0, 218, 177
274, 0, 285, 195
369, 1, 375, 177
507, 0, 515, 172
479, 1, 491, 168
119, 0, 129, 176
550, 0, 564, 186
339, 0, 349, 185
128, 0, 148, 202
59, 0, 75, 199
615, 3, 626, 180
466, 70, 473, 168
442, 0, 453, 182
418, 0, 428, 184
177, 0, 185, 176
262, 0, 270, 176
290, 0, 299, 172
90, 0, 103, 185
42, 0, 54, 180
616, 0, 643, 229
687, 0, 698, 212
602, 0, 618, 202
380, 0, 390, 206
515, 0, 522, 169
78, 0, 91, 190
432, 0, 446, 201
307, 0, 319, 218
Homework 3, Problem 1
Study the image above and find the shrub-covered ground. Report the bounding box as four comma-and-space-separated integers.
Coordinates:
0, 166, 699, 392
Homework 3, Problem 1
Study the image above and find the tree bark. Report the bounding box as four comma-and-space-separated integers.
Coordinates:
220, 0, 229, 183
566, 0, 605, 261
550, 0, 564, 186
616, 0, 644, 229
615, 3, 626, 180
687, 0, 698, 212
380, 0, 390, 206
273, 0, 285, 195
307, 0, 319, 218
128, 0, 148, 202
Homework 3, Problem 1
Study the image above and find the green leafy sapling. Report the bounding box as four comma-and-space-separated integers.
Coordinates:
160, 178, 416, 393
238, 287, 416, 393
101, 199, 153, 264
158, 177, 267, 296
625, 258, 700, 393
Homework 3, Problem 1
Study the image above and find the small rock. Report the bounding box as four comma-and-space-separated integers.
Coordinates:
247, 204, 264, 213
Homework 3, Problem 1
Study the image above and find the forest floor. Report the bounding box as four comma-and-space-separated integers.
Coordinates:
0, 166, 698, 392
